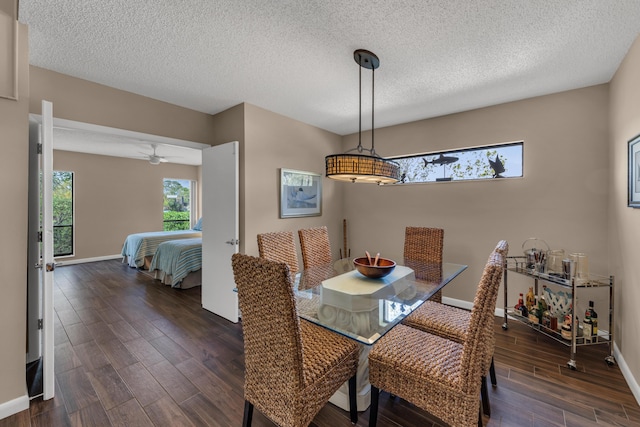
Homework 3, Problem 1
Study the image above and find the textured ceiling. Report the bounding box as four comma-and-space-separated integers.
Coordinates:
19, 0, 640, 140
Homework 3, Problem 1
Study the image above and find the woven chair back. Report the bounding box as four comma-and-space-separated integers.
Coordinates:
231, 254, 305, 404
257, 231, 299, 276
459, 240, 508, 391
298, 226, 332, 269
403, 226, 444, 263
403, 227, 444, 280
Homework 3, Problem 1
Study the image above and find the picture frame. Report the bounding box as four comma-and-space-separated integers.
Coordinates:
629, 134, 640, 208
280, 169, 322, 218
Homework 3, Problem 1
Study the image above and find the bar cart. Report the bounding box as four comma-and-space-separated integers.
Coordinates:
501, 256, 615, 370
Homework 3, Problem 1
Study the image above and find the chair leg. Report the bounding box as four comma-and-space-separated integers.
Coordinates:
478, 403, 484, 427
348, 375, 358, 424
481, 375, 491, 416
369, 386, 380, 427
489, 356, 497, 386
242, 400, 253, 427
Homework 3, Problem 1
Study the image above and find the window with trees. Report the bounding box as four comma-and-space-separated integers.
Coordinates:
163, 178, 195, 231
53, 171, 74, 257
391, 141, 523, 184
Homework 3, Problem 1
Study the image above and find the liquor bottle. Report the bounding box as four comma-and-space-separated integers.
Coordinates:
537, 295, 545, 323
586, 300, 598, 337
583, 310, 593, 338
515, 293, 527, 317
540, 286, 548, 312
525, 287, 535, 311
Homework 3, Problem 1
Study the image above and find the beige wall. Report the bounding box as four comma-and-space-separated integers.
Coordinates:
609, 35, 640, 388
210, 103, 246, 250
53, 150, 199, 261
30, 67, 216, 145
0, 22, 28, 407
243, 103, 344, 263
343, 85, 610, 320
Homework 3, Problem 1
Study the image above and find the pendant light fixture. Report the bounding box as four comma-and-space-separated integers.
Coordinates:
325, 49, 400, 185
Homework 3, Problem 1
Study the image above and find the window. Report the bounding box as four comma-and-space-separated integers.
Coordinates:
163, 178, 195, 231
53, 171, 74, 257
391, 141, 523, 184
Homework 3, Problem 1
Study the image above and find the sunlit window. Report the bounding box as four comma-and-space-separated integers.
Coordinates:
391, 141, 523, 184
53, 171, 74, 257
163, 178, 196, 231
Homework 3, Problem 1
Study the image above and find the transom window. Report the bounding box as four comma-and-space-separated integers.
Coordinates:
391, 141, 523, 184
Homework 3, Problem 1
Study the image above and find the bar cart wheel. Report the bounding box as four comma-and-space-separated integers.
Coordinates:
502, 323, 508, 330
605, 356, 616, 366
567, 359, 577, 370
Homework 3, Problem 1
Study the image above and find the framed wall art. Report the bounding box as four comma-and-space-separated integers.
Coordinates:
280, 169, 322, 218
629, 134, 640, 208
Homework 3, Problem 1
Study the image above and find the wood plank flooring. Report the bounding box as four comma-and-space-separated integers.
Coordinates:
2, 259, 638, 426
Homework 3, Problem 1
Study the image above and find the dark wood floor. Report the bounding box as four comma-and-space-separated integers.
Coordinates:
2, 259, 639, 427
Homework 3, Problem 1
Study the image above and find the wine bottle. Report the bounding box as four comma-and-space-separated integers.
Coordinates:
587, 300, 598, 337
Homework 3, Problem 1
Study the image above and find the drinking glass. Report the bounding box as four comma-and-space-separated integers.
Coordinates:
569, 252, 589, 283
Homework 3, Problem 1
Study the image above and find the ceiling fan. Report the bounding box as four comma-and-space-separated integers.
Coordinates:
140, 144, 169, 165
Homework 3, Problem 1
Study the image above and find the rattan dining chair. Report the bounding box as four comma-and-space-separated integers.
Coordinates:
257, 231, 300, 276
401, 240, 509, 417
368, 243, 506, 427
403, 226, 444, 302
298, 226, 332, 269
231, 254, 359, 427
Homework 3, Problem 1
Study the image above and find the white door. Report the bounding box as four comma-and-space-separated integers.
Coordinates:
26, 101, 55, 400
201, 141, 239, 322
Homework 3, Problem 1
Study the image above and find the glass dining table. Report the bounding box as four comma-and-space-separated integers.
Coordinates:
292, 258, 468, 411
294, 259, 468, 344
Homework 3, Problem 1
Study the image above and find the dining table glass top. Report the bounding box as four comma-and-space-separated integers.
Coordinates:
293, 259, 467, 345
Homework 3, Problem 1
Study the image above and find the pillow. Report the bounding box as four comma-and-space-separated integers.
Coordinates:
193, 217, 203, 231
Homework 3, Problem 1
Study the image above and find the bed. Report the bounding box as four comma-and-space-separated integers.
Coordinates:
120, 230, 202, 268
149, 237, 202, 289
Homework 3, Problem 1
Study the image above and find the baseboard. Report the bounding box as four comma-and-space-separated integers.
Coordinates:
55, 254, 122, 266
614, 342, 640, 406
444, 297, 640, 407
0, 392, 29, 420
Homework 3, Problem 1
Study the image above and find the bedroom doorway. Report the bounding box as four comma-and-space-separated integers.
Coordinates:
27, 113, 213, 400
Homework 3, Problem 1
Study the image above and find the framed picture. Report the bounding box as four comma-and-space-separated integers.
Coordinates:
280, 169, 322, 218
629, 134, 640, 208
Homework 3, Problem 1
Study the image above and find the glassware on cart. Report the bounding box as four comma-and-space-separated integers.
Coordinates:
569, 252, 589, 284
546, 249, 565, 275
522, 238, 550, 274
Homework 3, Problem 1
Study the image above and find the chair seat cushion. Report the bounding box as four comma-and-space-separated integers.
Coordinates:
370, 324, 464, 391
403, 301, 495, 374
369, 324, 483, 427
402, 300, 471, 342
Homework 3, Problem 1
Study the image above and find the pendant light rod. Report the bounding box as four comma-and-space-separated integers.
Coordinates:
325, 49, 399, 185
354, 49, 380, 156
358, 55, 362, 152
371, 64, 375, 156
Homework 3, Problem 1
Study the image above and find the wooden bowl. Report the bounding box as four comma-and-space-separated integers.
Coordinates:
353, 257, 396, 279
